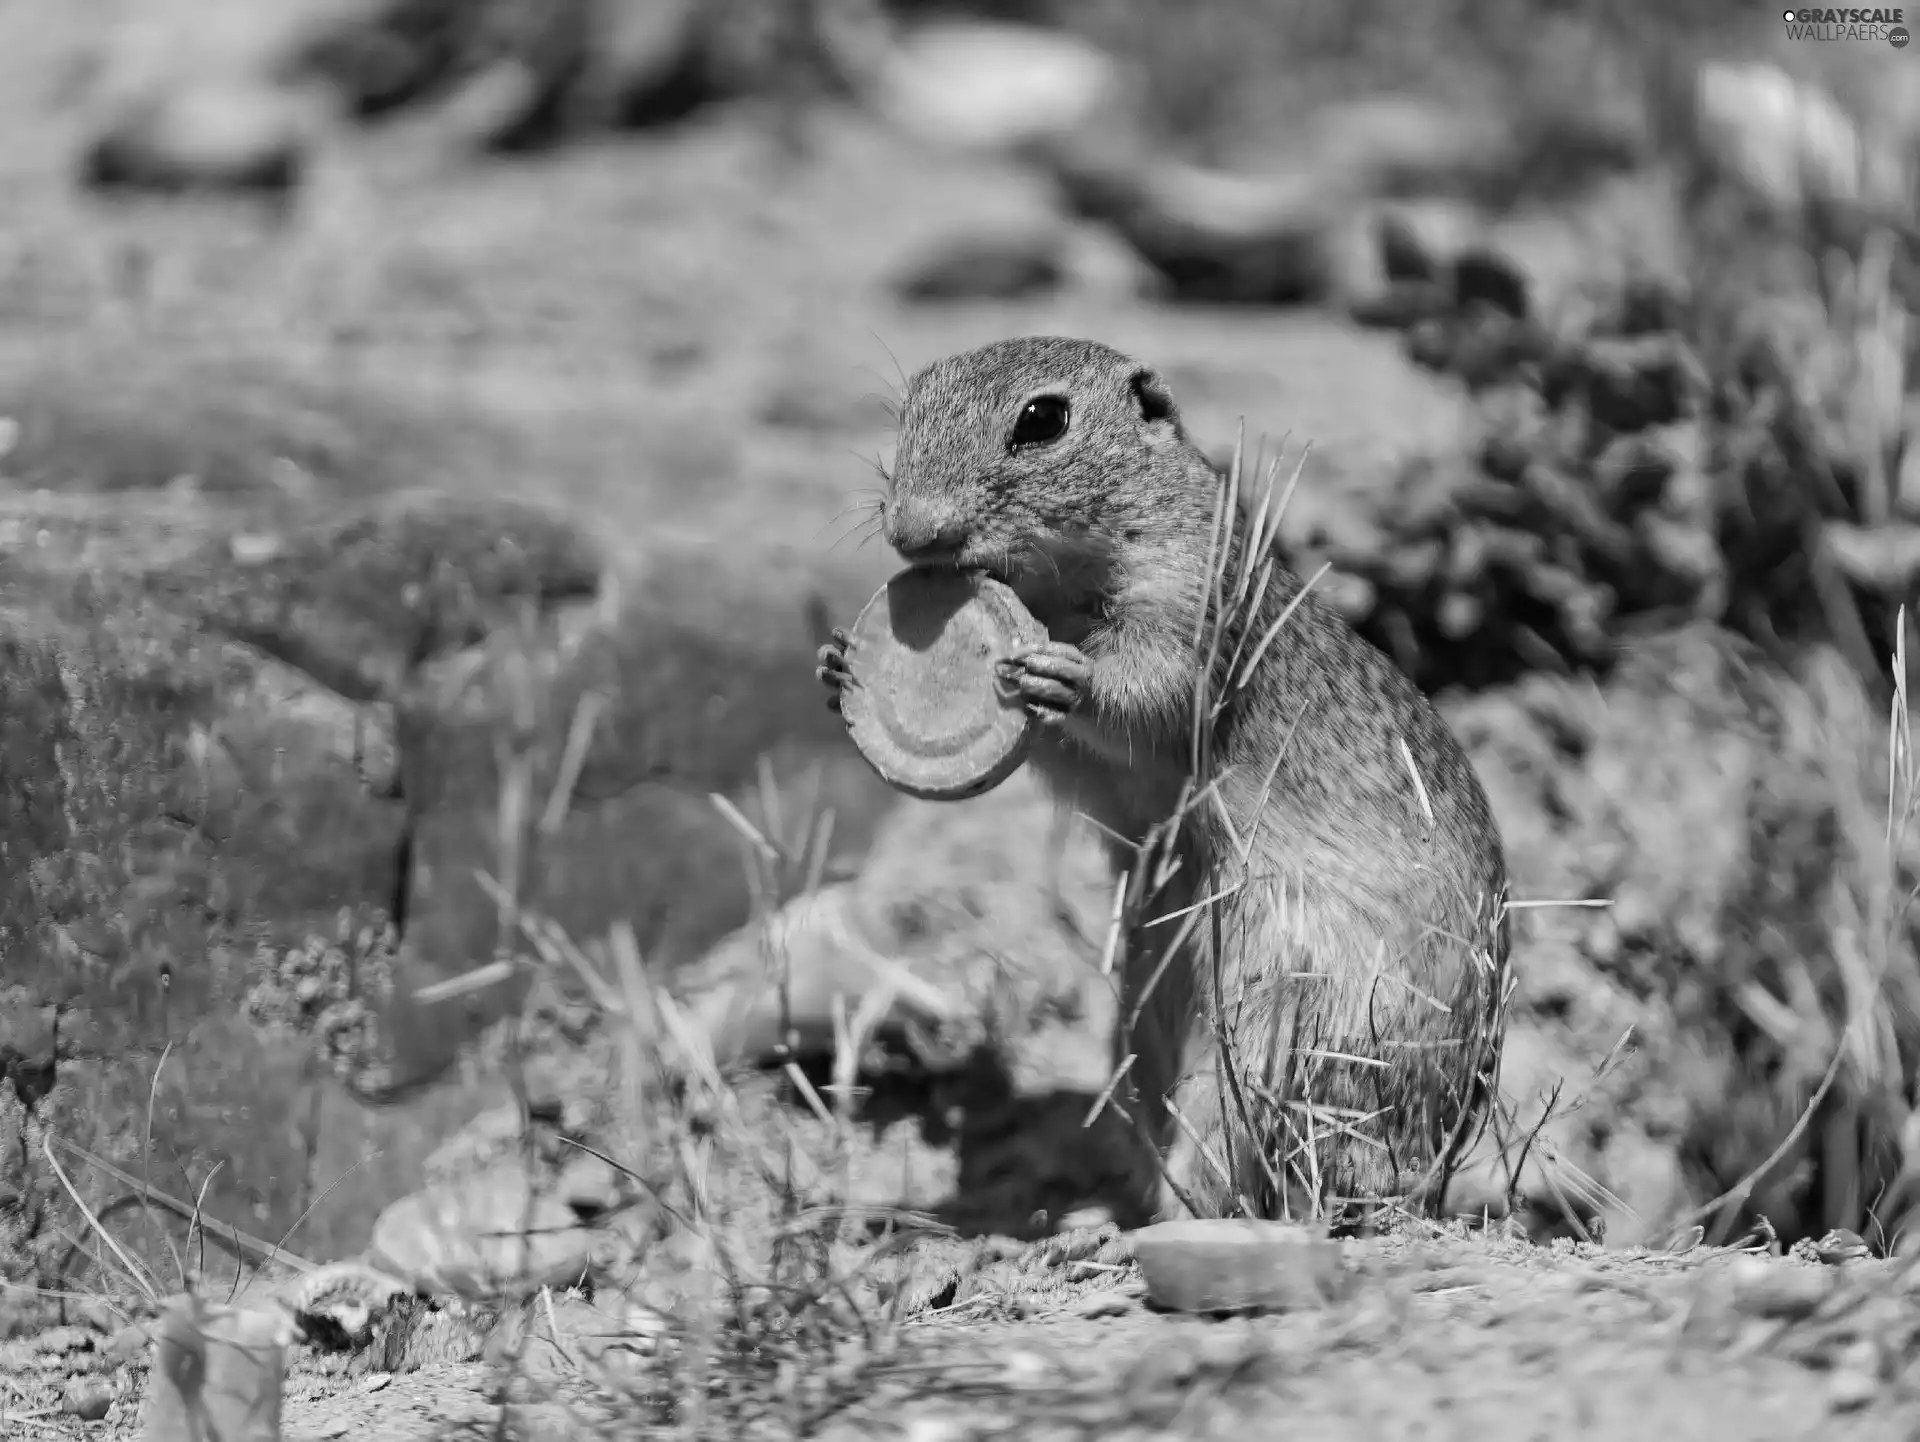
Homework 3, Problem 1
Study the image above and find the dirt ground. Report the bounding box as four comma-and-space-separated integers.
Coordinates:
13, 1227, 1920, 1439
4, 2, 1920, 1439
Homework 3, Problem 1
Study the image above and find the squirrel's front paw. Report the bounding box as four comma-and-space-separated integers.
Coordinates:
815, 628, 855, 717
997, 641, 1090, 725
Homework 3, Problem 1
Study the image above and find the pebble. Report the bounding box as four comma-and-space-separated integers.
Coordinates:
369, 1162, 599, 1299
1827, 1367, 1880, 1413
1131, 1218, 1345, 1314
903, 1418, 979, 1442
1724, 1256, 1836, 1319
62, 1375, 114, 1421
1069, 1287, 1138, 1319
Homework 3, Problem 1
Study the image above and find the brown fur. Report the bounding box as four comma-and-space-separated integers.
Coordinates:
863, 336, 1510, 1226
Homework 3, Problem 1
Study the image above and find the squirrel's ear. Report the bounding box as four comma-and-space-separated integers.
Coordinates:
1129, 369, 1178, 428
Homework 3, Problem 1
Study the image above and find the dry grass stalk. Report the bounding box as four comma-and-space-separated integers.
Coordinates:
411, 676, 933, 1435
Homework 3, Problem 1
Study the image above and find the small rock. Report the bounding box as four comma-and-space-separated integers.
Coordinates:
62, 1374, 115, 1421
871, 19, 1120, 154
892, 232, 1067, 304
81, 79, 314, 197
1827, 1367, 1880, 1414
998, 1349, 1053, 1387
1724, 1255, 1836, 1319
1069, 1287, 1137, 1319
369, 1163, 599, 1300
1132, 1218, 1345, 1314
1058, 1206, 1117, 1232
903, 1417, 979, 1442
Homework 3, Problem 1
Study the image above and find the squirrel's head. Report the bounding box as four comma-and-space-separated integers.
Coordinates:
882, 337, 1212, 616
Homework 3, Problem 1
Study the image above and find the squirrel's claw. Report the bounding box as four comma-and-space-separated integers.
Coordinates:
817, 628, 854, 715
998, 641, 1090, 724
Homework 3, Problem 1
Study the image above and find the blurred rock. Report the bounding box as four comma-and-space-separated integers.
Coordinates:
1690, 60, 1908, 226
1308, 94, 1521, 204
1036, 134, 1350, 306
1024, 89, 1573, 309
858, 18, 1122, 156
1822, 520, 1920, 595
180, 488, 610, 707
367, 1161, 598, 1300
1723, 1254, 1836, 1319
891, 229, 1067, 303
582, 0, 712, 128
0, 576, 400, 1019
80, 79, 319, 198
286, 0, 822, 144
377, 546, 893, 1091
60, 1376, 114, 1421
1132, 1219, 1344, 1314
684, 766, 1114, 1089
170, 488, 900, 1099
0, 553, 410, 1289
285, 0, 596, 150
688, 881, 964, 1069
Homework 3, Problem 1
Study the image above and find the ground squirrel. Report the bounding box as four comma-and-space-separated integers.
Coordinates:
819, 336, 1510, 1227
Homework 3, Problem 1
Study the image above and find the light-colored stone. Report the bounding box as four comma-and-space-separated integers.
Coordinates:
61, 1375, 114, 1420
859, 19, 1121, 155
1131, 1218, 1345, 1314
1724, 1255, 1836, 1319
81, 78, 321, 195
368, 1162, 598, 1301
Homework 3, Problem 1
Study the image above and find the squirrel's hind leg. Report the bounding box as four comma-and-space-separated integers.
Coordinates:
1142, 897, 1448, 1227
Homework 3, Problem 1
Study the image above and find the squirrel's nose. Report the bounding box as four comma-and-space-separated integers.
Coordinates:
884, 500, 970, 565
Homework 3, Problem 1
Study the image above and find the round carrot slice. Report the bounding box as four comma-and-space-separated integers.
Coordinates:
841, 567, 1045, 801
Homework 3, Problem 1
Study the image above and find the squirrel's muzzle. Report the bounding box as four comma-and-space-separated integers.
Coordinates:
883, 497, 972, 567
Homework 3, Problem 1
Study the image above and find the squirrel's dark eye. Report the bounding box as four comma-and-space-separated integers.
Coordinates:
1009, 396, 1070, 449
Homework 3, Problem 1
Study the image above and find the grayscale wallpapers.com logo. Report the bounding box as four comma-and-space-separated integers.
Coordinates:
1782, 6, 1909, 43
